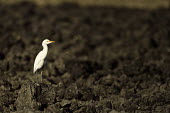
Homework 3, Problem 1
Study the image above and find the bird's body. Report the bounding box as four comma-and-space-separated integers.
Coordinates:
33, 45, 48, 73
33, 39, 55, 75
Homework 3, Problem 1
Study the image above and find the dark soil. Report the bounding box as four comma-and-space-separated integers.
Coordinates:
0, 2, 170, 113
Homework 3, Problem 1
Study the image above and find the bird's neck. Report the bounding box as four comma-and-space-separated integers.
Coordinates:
42, 44, 48, 56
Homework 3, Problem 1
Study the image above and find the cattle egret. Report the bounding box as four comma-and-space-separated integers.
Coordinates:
33, 39, 55, 82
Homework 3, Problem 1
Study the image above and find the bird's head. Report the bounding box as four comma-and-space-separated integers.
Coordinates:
42, 39, 55, 45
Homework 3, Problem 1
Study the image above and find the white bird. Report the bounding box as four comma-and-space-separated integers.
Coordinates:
33, 39, 55, 82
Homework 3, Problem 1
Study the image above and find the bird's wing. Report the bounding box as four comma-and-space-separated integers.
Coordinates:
33, 51, 44, 73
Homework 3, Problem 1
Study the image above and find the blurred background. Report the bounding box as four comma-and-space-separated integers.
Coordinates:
0, 0, 169, 9
1, 0, 170, 113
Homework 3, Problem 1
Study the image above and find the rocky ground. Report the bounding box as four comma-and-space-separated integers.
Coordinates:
0, 2, 170, 113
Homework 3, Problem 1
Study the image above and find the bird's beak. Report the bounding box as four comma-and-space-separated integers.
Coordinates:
49, 41, 55, 43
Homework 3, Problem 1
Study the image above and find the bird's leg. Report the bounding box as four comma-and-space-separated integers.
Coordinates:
40, 71, 43, 83
35, 72, 40, 83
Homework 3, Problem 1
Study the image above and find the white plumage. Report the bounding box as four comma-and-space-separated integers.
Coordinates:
33, 39, 55, 74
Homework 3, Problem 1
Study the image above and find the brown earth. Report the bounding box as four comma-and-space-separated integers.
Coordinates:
0, 2, 170, 113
